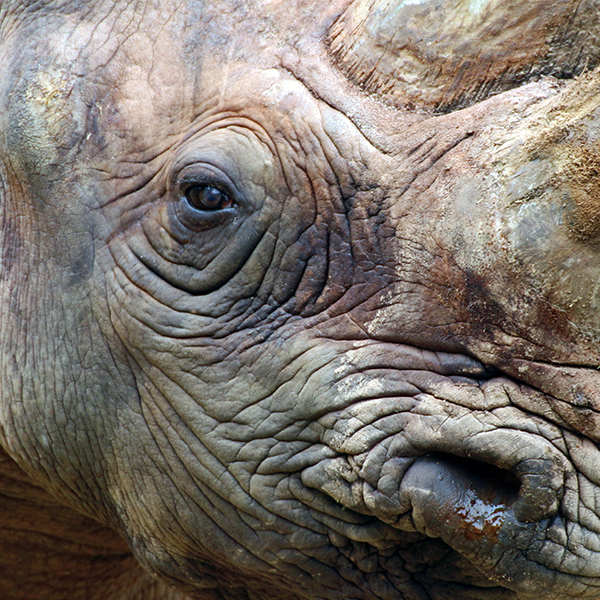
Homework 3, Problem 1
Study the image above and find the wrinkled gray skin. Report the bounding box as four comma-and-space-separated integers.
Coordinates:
2, 1, 600, 599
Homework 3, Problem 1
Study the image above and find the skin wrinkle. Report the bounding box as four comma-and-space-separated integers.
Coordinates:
136, 383, 255, 555
136, 402, 277, 572
276, 61, 396, 156
135, 368, 294, 530
132, 328, 432, 568
348, 399, 560, 461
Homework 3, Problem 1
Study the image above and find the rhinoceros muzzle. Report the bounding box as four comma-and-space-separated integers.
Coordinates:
300, 354, 587, 597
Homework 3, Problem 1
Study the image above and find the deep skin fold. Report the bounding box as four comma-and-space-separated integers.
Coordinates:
3, 1, 600, 600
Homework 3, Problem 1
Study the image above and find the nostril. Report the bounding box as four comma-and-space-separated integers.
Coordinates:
405, 451, 561, 537
421, 453, 521, 538
427, 452, 521, 508
388, 448, 570, 594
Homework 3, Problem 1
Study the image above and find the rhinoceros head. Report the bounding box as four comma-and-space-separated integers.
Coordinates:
2, 1, 600, 599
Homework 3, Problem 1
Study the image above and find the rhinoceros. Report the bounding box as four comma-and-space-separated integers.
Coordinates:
2, 0, 600, 598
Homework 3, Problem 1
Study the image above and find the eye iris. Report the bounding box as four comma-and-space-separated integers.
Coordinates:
185, 185, 231, 211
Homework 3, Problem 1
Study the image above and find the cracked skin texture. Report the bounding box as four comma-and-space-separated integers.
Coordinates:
3, 1, 600, 599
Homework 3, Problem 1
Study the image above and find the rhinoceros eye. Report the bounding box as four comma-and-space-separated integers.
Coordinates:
185, 184, 233, 212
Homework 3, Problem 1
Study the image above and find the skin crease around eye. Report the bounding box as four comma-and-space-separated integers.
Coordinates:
185, 185, 234, 211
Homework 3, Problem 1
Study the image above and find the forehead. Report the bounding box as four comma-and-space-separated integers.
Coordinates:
6, 0, 323, 98
0, 3, 316, 181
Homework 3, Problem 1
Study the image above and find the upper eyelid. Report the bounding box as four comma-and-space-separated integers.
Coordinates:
172, 162, 242, 198
182, 182, 233, 202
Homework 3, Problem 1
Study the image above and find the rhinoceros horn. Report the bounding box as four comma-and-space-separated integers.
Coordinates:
328, 0, 600, 112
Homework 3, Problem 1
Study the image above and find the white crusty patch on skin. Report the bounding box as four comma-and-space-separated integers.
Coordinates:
15, 68, 77, 163
336, 377, 385, 402
467, 0, 492, 15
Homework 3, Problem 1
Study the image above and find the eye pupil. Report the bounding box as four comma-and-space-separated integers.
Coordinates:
185, 185, 232, 211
